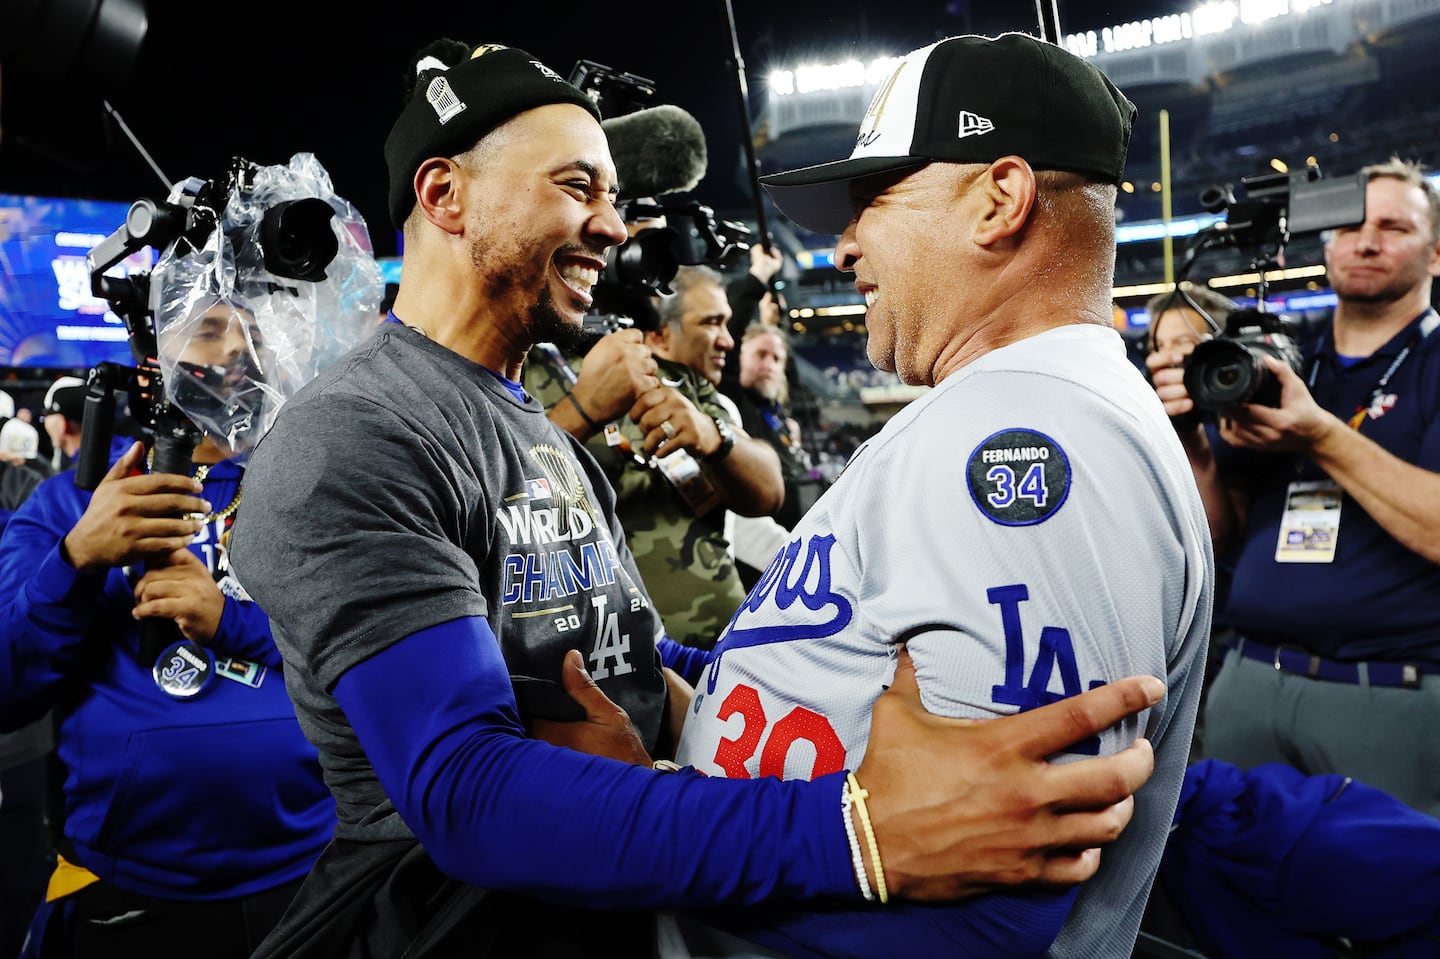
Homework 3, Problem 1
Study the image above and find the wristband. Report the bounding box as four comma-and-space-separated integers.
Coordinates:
565, 391, 600, 430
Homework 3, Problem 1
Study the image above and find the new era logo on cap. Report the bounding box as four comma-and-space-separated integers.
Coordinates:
957, 111, 994, 139
760, 33, 1136, 235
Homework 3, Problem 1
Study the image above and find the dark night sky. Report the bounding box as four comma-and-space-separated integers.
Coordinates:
1, 0, 1171, 255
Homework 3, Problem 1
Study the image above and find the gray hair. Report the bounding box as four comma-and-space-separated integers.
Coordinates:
656, 264, 725, 332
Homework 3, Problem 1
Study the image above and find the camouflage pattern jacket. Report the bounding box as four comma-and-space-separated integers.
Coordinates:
524, 345, 746, 650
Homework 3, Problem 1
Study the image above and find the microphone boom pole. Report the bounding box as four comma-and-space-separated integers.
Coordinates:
1035, 0, 1063, 43
719, 0, 773, 252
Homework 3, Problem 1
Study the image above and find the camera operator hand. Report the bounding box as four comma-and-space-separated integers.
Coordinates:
630, 385, 721, 459
1218, 354, 1337, 453
131, 546, 226, 643
1144, 349, 1203, 431
747, 243, 784, 286
554, 330, 661, 439
61, 441, 207, 572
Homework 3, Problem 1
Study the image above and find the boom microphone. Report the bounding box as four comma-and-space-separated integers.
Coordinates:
603, 104, 708, 201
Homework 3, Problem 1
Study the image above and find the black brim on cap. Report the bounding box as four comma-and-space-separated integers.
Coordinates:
760, 34, 1135, 238
761, 156, 925, 235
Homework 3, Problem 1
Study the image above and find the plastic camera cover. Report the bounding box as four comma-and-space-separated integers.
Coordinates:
151, 152, 382, 449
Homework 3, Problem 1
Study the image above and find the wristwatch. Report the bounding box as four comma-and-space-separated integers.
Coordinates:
705, 415, 735, 462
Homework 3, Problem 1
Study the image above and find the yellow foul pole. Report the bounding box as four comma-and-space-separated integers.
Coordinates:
1160, 108, 1173, 284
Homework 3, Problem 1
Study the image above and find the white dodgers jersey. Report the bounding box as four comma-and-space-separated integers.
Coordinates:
674, 324, 1213, 958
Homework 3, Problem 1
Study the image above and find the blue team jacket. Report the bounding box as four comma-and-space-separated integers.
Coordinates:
0, 460, 333, 900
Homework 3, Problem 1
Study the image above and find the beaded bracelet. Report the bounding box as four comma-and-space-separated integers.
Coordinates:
846, 772, 889, 904
841, 777, 874, 901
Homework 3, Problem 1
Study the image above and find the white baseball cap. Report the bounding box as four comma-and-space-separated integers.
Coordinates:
0, 417, 39, 459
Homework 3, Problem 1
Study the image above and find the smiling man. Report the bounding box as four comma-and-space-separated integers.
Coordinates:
229, 37, 1171, 959
609, 264, 785, 649
673, 33, 1214, 958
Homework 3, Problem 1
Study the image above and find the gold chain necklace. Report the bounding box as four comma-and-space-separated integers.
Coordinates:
146, 450, 243, 524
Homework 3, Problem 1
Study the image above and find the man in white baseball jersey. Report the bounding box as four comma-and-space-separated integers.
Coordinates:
670, 33, 1213, 959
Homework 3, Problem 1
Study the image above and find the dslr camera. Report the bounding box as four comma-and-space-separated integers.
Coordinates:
1183, 308, 1304, 412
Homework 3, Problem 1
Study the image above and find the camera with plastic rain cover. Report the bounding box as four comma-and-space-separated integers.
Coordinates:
568, 59, 750, 336
1170, 163, 1366, 415
83, 153, 382, 486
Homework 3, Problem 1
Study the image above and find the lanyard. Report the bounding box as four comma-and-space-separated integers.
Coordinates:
1308, 308, 1439, 430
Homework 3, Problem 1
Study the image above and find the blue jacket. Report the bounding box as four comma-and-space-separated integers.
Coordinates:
1159, 759, 1440, 957
0, 460, 334, 900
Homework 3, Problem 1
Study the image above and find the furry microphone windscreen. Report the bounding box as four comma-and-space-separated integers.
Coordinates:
603, 104, 709, 201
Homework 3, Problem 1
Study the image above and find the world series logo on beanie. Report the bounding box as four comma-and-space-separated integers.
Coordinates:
384, 41, 601, 229
761, 33, 1137, 234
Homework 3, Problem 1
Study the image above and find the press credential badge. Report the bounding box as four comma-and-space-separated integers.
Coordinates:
1275, 479, 1342, 563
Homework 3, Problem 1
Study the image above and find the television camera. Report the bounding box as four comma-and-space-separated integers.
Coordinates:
568, 59, 750, 336
82, 152, 381, 486
1171, 164, 1366, 413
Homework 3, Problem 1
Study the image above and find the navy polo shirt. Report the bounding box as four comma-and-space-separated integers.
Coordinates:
1217, 309, 1440, 666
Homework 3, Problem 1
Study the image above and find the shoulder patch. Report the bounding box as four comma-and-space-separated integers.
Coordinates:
966, 428, 1071, 526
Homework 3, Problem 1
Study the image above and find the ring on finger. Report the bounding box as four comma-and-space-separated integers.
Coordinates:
660, 420, 676, 440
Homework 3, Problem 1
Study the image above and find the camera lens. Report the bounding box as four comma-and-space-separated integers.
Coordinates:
603, 227, 679, 296
259, 198, 338, 282
1185, 339, 1260, 411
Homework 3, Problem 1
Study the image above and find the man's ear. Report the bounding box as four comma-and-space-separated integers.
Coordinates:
644, 326, 669, 354
971, 156, 1037, 247
414, 158, 465, 234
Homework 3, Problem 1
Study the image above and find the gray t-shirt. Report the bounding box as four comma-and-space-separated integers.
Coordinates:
230, 325, 667, 843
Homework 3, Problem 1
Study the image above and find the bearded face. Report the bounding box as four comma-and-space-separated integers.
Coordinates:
740, 330, 789, 402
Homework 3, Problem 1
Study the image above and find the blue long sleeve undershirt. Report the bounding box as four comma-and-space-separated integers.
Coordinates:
334, 618, 1078, 957
332, 616, 851, 909
657, 635, 711, 686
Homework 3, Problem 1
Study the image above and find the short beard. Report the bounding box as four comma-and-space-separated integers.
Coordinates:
1333, 281, 1409, 306
529, 287, 595, 356
749, 378, 780, 402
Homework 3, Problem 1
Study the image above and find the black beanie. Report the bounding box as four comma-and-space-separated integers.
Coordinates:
383, 42, 601, 230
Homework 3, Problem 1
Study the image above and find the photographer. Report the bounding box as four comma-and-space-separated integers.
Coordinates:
0, 151, 379, 956
0, 298, 334, 957
1146, 157, 1440, 816
529, 267, 782, 652
1144, 280, 1234, 358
